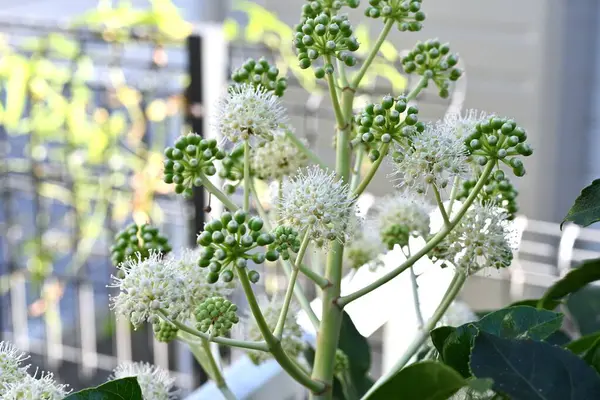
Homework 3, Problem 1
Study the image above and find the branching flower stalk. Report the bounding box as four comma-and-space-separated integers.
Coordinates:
106, 2, 533, 399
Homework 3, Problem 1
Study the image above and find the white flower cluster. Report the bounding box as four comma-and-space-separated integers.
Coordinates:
246, 297, 304, 365
112, 362, 177, 400
110, 249, 235, 328
443, 109, 491, 140
215, 83, 287, 145
373, 193, 431, 249
392, 122, 469, 194
1, 342, 70, 399
344, 229, 385, 271
251, 130, 308, 180
438, 203, 515, 275
277, 166, 358, 247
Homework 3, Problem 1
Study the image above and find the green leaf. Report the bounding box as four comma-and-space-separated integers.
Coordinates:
509, 298, 561, 310
583, 337, 600, 374
367, 361, 466, 400
566, 285, 600, 335
538, 258, 600, 309
565, 332, 600, 354
470, 332, 600, 400
562, 179, 600, 228
64, 377, 142, 399
432, 306, 563, 377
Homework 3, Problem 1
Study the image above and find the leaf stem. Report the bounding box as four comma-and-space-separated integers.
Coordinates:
351, 19, 394, 89
274, 230, 311, 338
338, 161, 494, 307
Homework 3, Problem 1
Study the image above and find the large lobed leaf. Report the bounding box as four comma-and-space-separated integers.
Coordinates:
64, 377, 142, 400
431, 306, 563, 377
562, 179, 600, 228
470, 332, 600, 400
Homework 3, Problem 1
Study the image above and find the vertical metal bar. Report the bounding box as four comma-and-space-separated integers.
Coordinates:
185, 33, 208, 388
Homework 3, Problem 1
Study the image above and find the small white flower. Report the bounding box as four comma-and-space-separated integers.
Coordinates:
3, 371, 70, 400
0, 341, 30, 390
109, 252, 188, 328
251, 130, 308, 180
439, 203, 515, 275
392, 122, 470, 194
443, 109, 491, 140
277, 166, 357, 247
246, 297, 304, 365
112, 362, 177, 400
373, 193, 431, 249
215, 83, 287, 145
167, 248, 235, 310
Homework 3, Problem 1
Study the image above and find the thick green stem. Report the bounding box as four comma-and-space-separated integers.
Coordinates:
432, 185, 451, 228
406, 76, 429, 102
299, 263, 330, 289
244, 140, 251, 212
365, 271, 467, 397
325, 56, 345, 126
200, 338, 237, 400
285, 130, 328, 170
159, 310, 268, 351
350, 145, 365, 192
352, 143, 389, 197
238, 267, 326, 393
351, 19, 394, 89
339, 161, 494, 307
200, 174, 238, 211
274, 230, 311, 338
249, 181, 321, 329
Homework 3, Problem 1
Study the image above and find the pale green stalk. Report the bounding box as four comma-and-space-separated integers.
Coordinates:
351, 19, 394, 89
325, 55, 345, 126
403, 246, 424, 329
338, 161, 494, 307
432, 185, 451, 228
274, 230, 311, 338
350, 145, 365, 192
200, 338, 237, 400
158, 310, 268, 351
199, 174, 238, 211
406, 76, 429, 101
285, 130, 328, 170
353, 142, 389, 197
447, 176, 461, 214
244, 140, 250, 212
248, 181, 322, 328
364, 271, 467, 398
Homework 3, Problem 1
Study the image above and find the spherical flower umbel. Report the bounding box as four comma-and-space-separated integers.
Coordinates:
246, 297, 304, 365
110, 223, 171, 268
443, 109, 491, 141
0, 341, 29, 391
251, 130, 309, 181
391, 122, 470, 194
277, 166, 357, 247
215, 84, 287, 145
109, 252, 188, 328
3, 372, 70, 400
433, 203, 515, 275
373, 193, 431, 249
112, 362, 177, 400
232, 57, 288, 97
365, 0, 426, 32
344, 228, 384, 271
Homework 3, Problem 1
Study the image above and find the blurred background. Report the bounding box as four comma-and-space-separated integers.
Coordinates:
1, 0, 600, 397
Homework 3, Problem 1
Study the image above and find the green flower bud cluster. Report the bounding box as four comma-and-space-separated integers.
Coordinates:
232, 58, 288, 97
463, 116, 533, 176
365, 0, 425, 32
110, 223, 171, 267
268, 225, 302, 261
194, 296, 239, 337
457, 170, 519, 220
164, 133, 225, 198
294, 13, 360, 77
333, 349, 350, 375
152, 320, 178, 343
381, 223, 411, 250
402, 39, 462, 98
196, 210, 276, 284
219, 143, 246, 195
301, 0, 360, 17
355, 95, 423, 160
